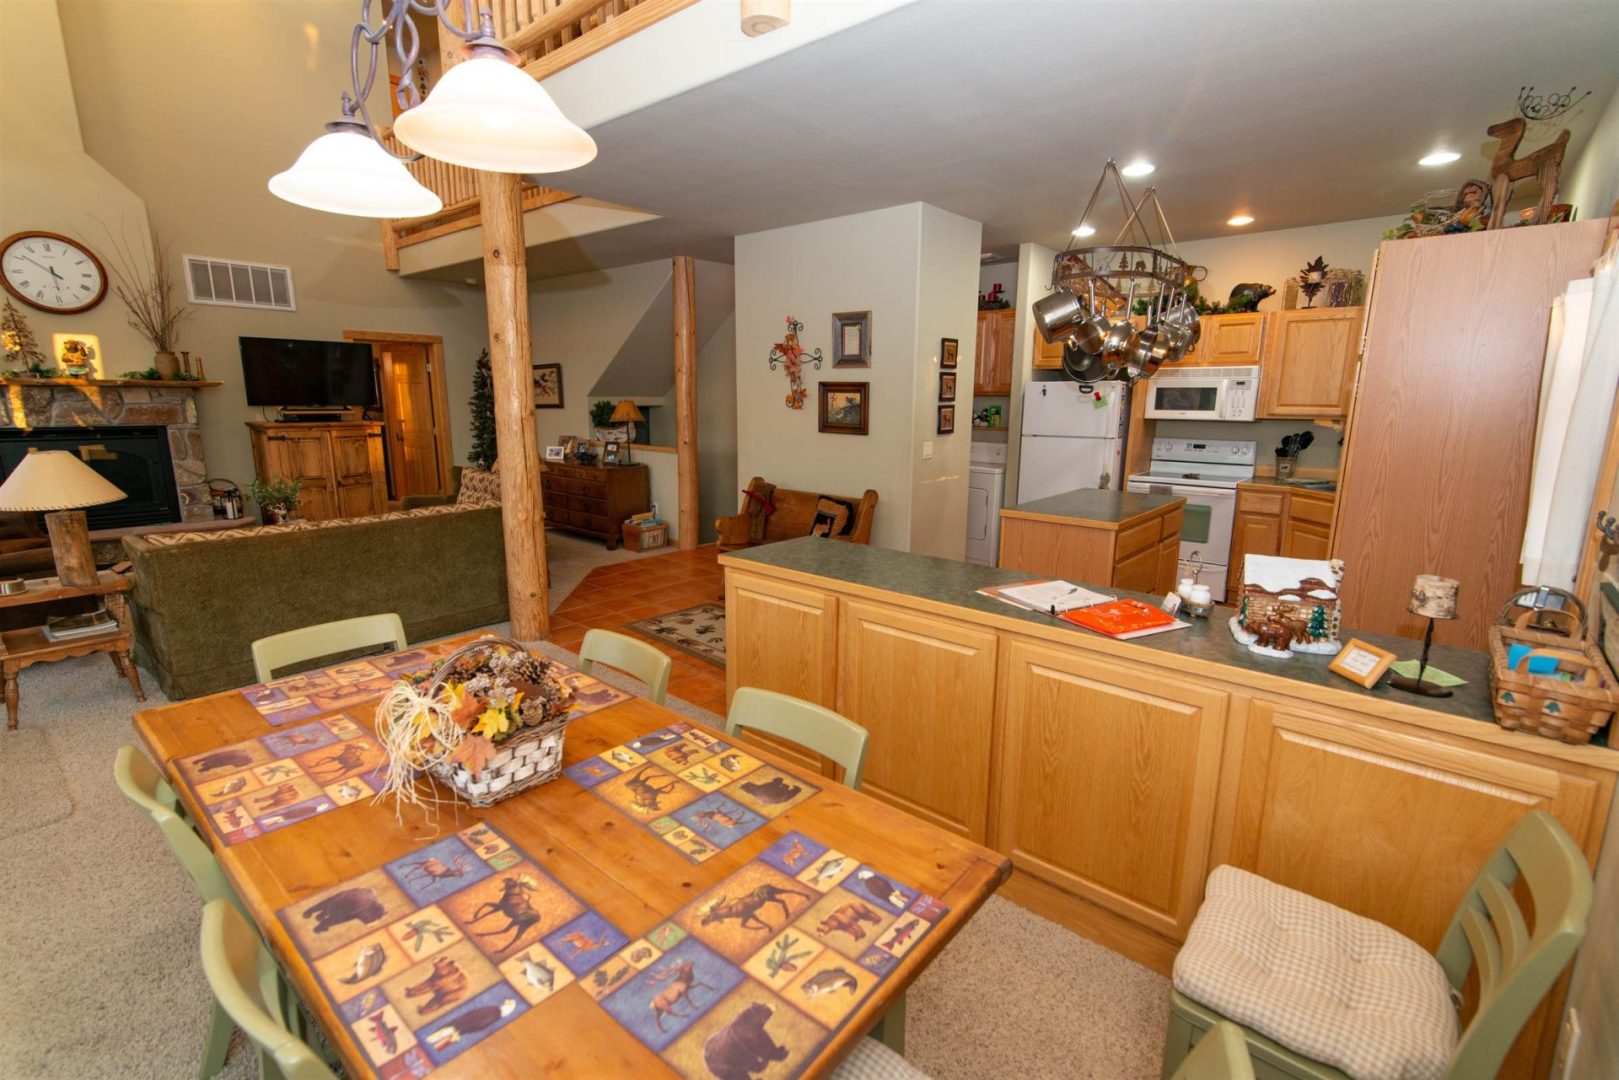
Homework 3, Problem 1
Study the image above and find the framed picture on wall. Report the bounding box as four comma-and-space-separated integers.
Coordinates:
832, 311, 871, 367
818, 381, 869, 435
939, 371, 956, 402
940, 337, 958, 369
937, 404, 955, 435
532, 363, 564, 408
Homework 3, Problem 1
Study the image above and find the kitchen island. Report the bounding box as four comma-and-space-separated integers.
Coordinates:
998, 488, 1184, 594
719, 538, 1618, 1077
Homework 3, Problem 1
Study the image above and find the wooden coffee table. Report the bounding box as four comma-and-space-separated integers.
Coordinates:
0, 570, 143, 729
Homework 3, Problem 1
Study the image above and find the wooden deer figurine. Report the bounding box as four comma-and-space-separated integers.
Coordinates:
1486, 118, 1570, 229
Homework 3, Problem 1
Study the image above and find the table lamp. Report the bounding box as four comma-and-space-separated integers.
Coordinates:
608, 400, 645, 464
1390, 574, 1459, 698
0, 450, 127, 588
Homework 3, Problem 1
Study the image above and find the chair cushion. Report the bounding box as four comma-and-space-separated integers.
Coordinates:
809, 496, 852, 538
1174, 866, 1458, 1080
830, 1037, 932, 1080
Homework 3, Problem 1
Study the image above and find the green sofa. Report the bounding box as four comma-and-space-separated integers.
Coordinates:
123, 503, 507, 699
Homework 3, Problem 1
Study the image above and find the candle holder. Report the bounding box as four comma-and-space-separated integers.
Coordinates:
1390, 574, 1459, 698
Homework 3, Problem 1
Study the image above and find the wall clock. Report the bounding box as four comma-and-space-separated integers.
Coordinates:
1, 231, 109, 315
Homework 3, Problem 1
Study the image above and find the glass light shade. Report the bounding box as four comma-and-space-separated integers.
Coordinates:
393, 54, 597, 173
269, 129, 443, 218
0, 451, 126, 511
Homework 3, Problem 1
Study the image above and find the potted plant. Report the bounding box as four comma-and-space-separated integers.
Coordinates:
104, 228, 192, 379
250, 476, 304, 524
590, 399, 617, 441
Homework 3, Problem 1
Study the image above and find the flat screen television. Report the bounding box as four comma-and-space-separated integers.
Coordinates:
239, 336, 378, 408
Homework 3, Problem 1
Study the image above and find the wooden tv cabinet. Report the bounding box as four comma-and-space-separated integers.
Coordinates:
246, 422, 386, 522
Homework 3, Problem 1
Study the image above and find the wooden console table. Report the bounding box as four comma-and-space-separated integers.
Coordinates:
542, 461, 650, 548
0, 570, 143, 729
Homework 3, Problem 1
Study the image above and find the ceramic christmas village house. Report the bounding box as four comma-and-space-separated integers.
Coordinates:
1230, 554, 1345, 659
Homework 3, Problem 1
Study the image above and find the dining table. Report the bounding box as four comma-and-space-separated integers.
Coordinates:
133, 633, 1010, 1079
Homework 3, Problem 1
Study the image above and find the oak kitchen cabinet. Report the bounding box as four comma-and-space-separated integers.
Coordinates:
998, 490, 1183, 595
1180, 312, 1266, 366
1229, 481, 1336, 582
721, 572, 839, 775
974, 308, 1015, 395
1031, 323, 1065, 371
1258, 306, 1363, 418
246, 421, 386, 522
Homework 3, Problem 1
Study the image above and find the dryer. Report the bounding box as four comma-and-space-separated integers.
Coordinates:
966, 442, 1007, 565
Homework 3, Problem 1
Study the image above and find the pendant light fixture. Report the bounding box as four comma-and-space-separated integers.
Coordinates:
270, 2, 596, 219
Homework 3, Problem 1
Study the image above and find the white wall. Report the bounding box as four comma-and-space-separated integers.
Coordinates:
1003, 241, 1059, 504
735, 203, 981, 553
1565, 85, 1619, 224
978, 262, 1015, 303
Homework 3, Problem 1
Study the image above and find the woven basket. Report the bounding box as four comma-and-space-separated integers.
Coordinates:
421, 636, 573, 807
1488, 589, 1618, 745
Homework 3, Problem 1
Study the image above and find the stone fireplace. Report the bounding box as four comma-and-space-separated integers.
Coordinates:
0, 382, 213, 521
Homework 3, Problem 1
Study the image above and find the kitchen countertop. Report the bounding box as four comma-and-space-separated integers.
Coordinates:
1000, 488, 1184, 527
1242, 477, 1339, 494
725, 537, 1525, 731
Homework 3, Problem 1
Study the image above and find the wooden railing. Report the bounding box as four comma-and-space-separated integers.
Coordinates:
380, 0, 697, 269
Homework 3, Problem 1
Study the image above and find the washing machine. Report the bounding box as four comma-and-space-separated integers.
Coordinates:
966, 442, 1007, 565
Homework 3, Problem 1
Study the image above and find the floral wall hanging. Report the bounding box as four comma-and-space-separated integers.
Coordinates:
767, 315, 823, 409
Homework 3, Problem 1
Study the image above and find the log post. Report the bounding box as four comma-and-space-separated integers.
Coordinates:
673, 256, 699, 551
478, 170, 550, 638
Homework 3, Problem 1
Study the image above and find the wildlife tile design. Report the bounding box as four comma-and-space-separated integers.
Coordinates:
592, 829, 950, 1080
564, 722, 821, 864
175, 714, 391, 845
240, 641, 633, 727
277, 822, 630, 1078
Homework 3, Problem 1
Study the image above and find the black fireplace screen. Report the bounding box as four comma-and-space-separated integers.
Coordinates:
0, 426, 182, 529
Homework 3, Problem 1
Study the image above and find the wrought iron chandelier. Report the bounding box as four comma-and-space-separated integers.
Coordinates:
269, 1, 598, 219
1032, 160, 1200, 384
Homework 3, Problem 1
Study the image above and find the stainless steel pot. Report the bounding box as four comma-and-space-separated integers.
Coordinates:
1032, 289, 1084, 344
1062, 341, 1108, 383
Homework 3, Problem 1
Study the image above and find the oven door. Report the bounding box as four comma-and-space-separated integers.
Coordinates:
1136, 483, 1239, 601
1143, 377, 1227, 421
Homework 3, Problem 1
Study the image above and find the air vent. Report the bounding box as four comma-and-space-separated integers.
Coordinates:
183, 255, 295, 311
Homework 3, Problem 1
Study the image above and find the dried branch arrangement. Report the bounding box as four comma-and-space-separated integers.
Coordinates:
100, 225, 192, 352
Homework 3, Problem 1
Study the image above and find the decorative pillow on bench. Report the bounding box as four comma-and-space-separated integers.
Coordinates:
456, 467, 501, 507
809, 496, 857, 538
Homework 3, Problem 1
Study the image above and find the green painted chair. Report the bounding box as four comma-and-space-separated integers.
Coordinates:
1171, 1021, 1255, 1080
250, 612, 407, 683
1162, 811, 1593, 1079
200, 899, 338, 1080
578, 628, 673, 705
724, 687, 869, 790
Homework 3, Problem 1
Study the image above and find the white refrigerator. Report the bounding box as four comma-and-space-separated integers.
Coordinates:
1017, 381, 1128, 502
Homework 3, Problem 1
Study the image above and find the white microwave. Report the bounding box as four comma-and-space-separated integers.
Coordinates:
1143, 365, 1259, 422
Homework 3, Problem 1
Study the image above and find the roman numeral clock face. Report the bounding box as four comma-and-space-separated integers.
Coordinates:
1, 231, 108, 315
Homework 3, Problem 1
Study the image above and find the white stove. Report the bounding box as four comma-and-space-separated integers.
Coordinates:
1127, 438, 1257, 602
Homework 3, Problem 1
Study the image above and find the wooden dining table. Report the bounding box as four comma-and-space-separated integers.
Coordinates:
134, 634, 1010, 1078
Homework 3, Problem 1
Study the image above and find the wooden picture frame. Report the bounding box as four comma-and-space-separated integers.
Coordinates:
940, 337, 958, 369
818, 381, 869, 435
937, 404, 955, 435
532, 363, 564, 408
939, 371, 956, 402
1329, 637, 1397, 688
832, 311, 871, 367
602, 440, 621, 466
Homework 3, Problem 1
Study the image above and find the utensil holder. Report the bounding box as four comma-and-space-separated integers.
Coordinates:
1275, 455, 1298, 480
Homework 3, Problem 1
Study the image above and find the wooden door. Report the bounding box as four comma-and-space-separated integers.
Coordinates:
377, 342, 444, 502
838, 600, 997, 839
723, 572, 839, 775
974, 310, 1014, 395
263, 429, 335, 521
1259, 307, 1362, 418
1335, 221, 1608, 648
331, 429, 384, 518
1183, 313, 1266, 366
996, 640, 1229, 938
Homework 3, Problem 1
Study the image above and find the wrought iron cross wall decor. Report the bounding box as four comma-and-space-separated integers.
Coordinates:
767, 316, 823, 410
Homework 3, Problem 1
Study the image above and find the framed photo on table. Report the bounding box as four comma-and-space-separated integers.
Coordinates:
1329, 638, 1397, 688
832, 311, 871, 367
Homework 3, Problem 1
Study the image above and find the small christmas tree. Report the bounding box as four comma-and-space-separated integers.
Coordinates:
1, 299, 47, 372
467, 349, 496, 470
1308, 603, 1328, 640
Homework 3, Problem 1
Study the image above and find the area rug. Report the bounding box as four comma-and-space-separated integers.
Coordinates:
625, 603, 726, 667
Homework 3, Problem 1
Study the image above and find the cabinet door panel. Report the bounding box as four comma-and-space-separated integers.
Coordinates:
724, 573, 839, 774
997, 641, 1229, 937
1228, 511, 1282, 586
1259, 308, 1361, 418
1281, 517, 1330, 559
838, 600, 997, 839
1184, 314, 1266, 365
1112, 542, 1159, 593
331, 433, 375, 481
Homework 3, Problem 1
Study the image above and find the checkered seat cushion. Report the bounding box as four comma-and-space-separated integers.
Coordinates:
831, 1038, 931, 1080
1174, 866, 1459, 1080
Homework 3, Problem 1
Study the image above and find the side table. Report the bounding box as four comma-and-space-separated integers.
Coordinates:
0, 570, 144, 729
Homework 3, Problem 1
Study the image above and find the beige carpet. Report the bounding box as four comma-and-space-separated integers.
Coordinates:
0, 643, 1168, 1079
544, 529, 662, 611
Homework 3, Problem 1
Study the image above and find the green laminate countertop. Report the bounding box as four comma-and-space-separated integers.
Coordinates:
1001, 488, 1184, 526
723, 537, 1599, 742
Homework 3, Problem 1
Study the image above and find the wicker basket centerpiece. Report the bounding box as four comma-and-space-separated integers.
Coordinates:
375, 635, 576, 811
1488, 588, 1619, 745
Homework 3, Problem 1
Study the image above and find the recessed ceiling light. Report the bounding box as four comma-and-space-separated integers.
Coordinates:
1121, 160, 1155, 178
1227, 214, 1255, 227
1072, 224, 1096, 237
1418, 150, 1461, 167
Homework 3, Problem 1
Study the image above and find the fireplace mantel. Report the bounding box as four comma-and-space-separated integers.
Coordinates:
0, 377, 222, 388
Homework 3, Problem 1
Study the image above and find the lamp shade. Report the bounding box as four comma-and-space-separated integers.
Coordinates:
392, 53, 597, 173
1408, 574, 1460, 620
609, 400, 646, 424
0, 451, 126, 511
269, 127, 444, 219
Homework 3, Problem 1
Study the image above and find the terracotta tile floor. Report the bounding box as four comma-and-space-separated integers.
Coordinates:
549, 543, 728, 714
